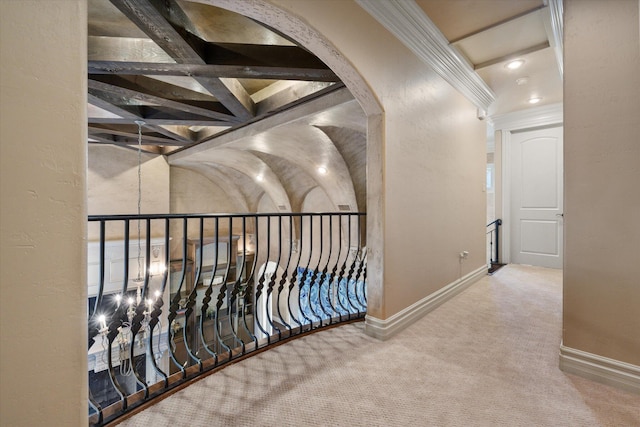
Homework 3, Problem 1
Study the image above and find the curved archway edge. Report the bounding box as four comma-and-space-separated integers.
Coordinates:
194, 0, 386, 322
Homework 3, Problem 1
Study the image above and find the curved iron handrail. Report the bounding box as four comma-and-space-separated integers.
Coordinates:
87, 212, 367, 426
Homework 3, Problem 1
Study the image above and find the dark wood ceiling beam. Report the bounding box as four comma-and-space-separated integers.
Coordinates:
109, 0, 255, 120
255, 82, 335, 116
89, 104, 233, 127
88, 76, 238, 122
169, 84, 351, 159
88, 91, 193, 144
88, 37, 332, 72
88, 117, 232, 128
88, 125, 180, 145
108, 74, 219, 102
88, 60, 340, 82
87, 92, 141, 119
88, 131, 185, 147
87, 135, 164, 154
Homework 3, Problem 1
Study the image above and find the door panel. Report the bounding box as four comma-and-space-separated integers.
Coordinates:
511, 127, 563, 268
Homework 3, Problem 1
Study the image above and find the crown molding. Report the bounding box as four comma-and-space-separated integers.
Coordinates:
547, 0, 564, 77
356, 0, 495, 111
490, 103, 563, 131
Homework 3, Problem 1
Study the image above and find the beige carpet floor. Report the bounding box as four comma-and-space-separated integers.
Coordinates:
119, 265, 640, 426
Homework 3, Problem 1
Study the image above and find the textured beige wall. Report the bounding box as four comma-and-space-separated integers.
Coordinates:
563, 0, 640, 365
268, 0, 487, 318
0, 1, 88, 425
88, 145, 170, 216
88, 145, 170, 241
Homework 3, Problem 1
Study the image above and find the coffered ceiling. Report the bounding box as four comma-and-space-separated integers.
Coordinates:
415, 0, 563, 116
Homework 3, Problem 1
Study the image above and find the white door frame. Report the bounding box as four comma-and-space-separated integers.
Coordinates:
490, 103, 563, 264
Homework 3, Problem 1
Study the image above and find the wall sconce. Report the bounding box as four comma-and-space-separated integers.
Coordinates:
148, 245, 167, 276
238, 234, 256, 253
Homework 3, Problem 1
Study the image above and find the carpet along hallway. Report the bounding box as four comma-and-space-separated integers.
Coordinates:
119, 265, 640, 427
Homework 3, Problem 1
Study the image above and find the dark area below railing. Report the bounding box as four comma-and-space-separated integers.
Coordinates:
487, 219, 505, 274
87, 212, 366, 426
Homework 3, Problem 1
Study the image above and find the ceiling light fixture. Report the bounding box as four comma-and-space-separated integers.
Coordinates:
528, 97, 543, 104
256, 174, 264, 182
516, 77, 529, 85
505, 59, 525, 70
317, 166, 328, 175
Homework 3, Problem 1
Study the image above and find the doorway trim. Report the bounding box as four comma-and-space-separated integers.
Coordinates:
491, 103, 563, 264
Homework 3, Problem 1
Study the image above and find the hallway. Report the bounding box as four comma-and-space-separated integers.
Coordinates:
120, 265, 640, 426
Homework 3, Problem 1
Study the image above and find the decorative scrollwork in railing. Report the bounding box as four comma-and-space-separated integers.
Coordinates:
87, 212, 366, 426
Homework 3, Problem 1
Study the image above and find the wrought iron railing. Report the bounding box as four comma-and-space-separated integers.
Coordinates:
486, 219, 503, 274
87, 212, 367, 426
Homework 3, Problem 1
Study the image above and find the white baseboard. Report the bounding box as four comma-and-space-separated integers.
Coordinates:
364, 265, 486, 340
559, 344, 640, 394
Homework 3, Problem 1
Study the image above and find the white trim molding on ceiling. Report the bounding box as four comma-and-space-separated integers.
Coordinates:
490, 102, 563, 131
356, 0, 496, 112
545, 0, 564, 77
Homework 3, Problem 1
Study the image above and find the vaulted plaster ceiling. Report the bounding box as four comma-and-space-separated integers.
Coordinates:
87, 0, 366, 214
88, 0, 563, 215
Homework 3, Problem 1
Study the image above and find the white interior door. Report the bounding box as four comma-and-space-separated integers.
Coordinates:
510, 126, 563, 269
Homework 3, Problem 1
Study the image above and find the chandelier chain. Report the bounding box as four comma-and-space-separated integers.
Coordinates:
135, 120, 145, 281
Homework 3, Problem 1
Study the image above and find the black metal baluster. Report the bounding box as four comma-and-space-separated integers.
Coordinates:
243, 217, 259, 348
265, 216, 283, 340
276, 215, 293, 335
337, 214, 351, 320
181, 218, 203, 371
215, 218, 233, 360
102, 220, 131, 413
253, 217, 271, 343
324, 215, 340, 323
305, 215, 321, 328
345, 216, 360, 315
167, 218, 188, 378
359, 214, 368, 308
238, 217, 258, 348
353, 218, 367, 313
310, 214, 329, 326
295, 215, 312, 330
287, 215, 305, 332
128, 218, 152, 399
316, 215, 331, 323
329, 215, 348, 322
147, 218, 169, 387
199, 217, 220, 364
228, 217, 247, 354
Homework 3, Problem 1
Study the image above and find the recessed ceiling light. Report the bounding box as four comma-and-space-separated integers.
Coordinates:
528, 97, 542, 104
317, 166, 328, 175
505, 59, 525, 70
256, 174, 264, 182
